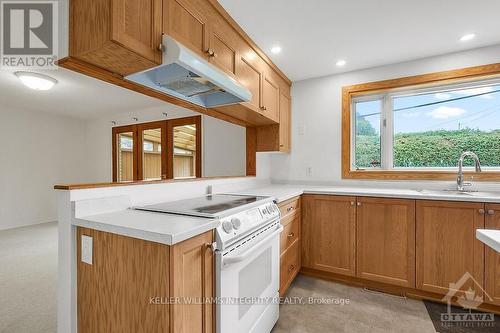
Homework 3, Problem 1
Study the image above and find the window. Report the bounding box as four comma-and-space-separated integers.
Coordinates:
343, 63, 500, 180
112, 116, 201, 182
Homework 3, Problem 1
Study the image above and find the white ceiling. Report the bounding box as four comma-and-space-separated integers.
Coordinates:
218, 0, 500, 81
0, 68, 166, 119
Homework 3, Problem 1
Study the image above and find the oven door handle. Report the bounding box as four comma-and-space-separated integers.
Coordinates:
223, 225, 283, 267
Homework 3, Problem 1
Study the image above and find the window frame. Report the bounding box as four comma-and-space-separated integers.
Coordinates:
342, 62, 500, 181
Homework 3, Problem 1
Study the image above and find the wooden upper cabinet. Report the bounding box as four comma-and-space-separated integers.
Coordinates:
279, 92, 291, 152
237, 54, 262, 111
70, 0, 163, 75
207, 21, 238, 76
302, 195, 356, 276
261, 74, 280, 122
485, 204, 500, 306
356, 198, 415, 288
112, 0, 163, 63
416, 200, 485, 295
163, 0, 209, 58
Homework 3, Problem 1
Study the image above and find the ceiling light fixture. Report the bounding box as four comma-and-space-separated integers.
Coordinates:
460, 33, 476, 42
271, 46, 282, 54
14, 71, 58, 90
336, 59, 346, 67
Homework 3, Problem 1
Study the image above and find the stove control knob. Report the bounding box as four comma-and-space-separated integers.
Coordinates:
231, 218, 242, 230
222, 221, 234, 234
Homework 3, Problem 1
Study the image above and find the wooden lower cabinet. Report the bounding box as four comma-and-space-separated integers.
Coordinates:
416, 200, 485, 295
279, 196, 301, 295
356, 198, 415, 287
77, 227, 213, 333
302, 195, 356, 276
485, 204, 500, 306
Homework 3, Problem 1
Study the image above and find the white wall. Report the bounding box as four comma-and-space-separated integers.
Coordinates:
270, 44, 500, 186
202, 115, 246, 177
0, 106, 90, 230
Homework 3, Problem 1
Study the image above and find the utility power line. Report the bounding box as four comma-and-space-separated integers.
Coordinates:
357, 88, 500, 118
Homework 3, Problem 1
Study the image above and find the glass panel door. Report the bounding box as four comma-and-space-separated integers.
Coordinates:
116, 131, 135, 182
173, 123, 197, 179
141, 127, 163, 180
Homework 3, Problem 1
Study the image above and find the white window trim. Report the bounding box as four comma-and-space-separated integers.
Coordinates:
351, 77, 500, 171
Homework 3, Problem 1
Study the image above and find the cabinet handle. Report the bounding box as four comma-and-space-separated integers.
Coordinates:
288, 265, 295, 272
350, 201, 355, 206
158, 43, 164, 51
478, 209, 485, 214
280, 144, 284, 147
357, 202, 361, 206
206, 48, 216, 57
287, 232, 294, 238
487, 209, 495, 215
286, 206, 294, 212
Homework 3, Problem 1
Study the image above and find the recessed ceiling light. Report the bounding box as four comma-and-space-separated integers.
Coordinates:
336, 59, 346, 67
14, 71, 58, 90
271, 46, 282, 54
460, 33, 476, 42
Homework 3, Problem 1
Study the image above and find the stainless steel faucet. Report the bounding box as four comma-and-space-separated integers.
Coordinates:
457, 151, 482, 191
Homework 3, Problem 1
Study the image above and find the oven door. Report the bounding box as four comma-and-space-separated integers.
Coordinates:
216, 221, 283, 333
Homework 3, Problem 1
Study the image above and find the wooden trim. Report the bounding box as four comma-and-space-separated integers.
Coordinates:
342, 62, 500, 181
246, 127, 256, 176
54, 176, 255, 190
299, 269, 500, 315
57, 57, 249, 128
205, 0, 292, 86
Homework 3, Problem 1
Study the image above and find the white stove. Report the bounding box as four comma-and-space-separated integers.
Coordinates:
135, 194, 282, 333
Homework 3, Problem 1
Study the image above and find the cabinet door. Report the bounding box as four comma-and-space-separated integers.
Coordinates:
208, 22, 237, 76
279, 93, 291, 152
262, 74, 279, 122
302, 195, 356, 276
357, 198, 415, 287
236, 54, 262, 111
164, 0, 209, 58
416, 200, 485, 295
76, 227, 170, 333
112, 0, 162, 64
170, 231, 213, 333
485, 204, 500, 306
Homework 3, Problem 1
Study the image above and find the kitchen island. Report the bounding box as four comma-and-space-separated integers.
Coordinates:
56, 177, 500, 332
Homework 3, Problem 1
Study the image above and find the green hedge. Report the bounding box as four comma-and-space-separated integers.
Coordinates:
355, 129, 500, 168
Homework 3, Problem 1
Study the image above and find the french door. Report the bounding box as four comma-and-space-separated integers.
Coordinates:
112, 116, 201, 182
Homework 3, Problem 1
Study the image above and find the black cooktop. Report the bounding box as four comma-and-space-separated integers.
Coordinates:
135, 194, 268, 218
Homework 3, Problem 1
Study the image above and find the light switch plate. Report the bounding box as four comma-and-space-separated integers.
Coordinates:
81, 235, 93, 265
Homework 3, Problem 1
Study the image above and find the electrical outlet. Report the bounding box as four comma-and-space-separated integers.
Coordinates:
298, 126, 305, 136
81, 235, 93, 265
306, 167, 313, 177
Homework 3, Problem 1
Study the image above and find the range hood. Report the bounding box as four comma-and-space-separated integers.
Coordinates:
125, 35, 252, 108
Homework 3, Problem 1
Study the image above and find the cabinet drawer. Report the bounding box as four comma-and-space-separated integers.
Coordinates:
278, 197, 301, 219
280, 214, 299, 254
279, 239, 300, 295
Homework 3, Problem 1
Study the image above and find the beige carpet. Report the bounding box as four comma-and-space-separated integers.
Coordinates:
0, 222, 57, 333
273, 274, 437, 333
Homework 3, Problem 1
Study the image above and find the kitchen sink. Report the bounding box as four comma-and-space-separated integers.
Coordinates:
414, 189, 500, 198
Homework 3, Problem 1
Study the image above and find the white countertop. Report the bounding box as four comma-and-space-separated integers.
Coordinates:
72, 184, 500, 246
476, 229, 500, 253
74, 209, 219, 245
227, 184, 500, 203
